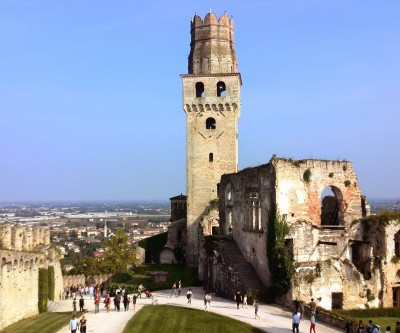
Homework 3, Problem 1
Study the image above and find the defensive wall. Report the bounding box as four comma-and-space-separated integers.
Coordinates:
0, 225, 63, 330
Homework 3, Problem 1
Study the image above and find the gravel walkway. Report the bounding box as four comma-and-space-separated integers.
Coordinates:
54, 287, 339, 333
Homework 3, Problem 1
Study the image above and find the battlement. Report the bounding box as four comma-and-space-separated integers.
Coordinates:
0, 224, 50, 251
188, 11, 238, 75
191, 11, 233, 28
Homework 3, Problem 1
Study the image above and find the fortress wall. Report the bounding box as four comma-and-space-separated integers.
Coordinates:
0, 250, 45, 330
63, 274, 113, 288
53, 260, 64, 301
1, 225, 50, 250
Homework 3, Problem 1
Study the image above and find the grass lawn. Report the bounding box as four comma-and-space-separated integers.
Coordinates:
0, 312, 79, 333
111, 264, 200, 293
122, 305, 264, 333
354, 317, 399, 331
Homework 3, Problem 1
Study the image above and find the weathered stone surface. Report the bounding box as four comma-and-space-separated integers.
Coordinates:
182, 12, 241, 267
216, 157, 393, 309
0, 225, 63, 330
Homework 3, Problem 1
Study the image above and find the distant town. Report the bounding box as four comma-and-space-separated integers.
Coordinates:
0, 198, 398, 272
0, 200, 171, 271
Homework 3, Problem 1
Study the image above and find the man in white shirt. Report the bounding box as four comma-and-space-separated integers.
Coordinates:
69, 315, 79, 333
292, 311, 300, 333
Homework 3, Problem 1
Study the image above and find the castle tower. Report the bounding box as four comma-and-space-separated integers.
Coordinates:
181, 11, 242, 267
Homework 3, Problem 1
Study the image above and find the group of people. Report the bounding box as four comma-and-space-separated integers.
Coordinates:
351, 319, 400, 333
291, 297, 318, 333
64, 283, 105, 300
170, 280, 182, 297
68, 314, 87, 333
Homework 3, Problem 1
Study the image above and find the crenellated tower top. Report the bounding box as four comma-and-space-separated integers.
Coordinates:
188, 11, 238, 74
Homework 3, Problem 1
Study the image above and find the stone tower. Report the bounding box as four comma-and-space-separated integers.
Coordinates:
181, 11, 242, 267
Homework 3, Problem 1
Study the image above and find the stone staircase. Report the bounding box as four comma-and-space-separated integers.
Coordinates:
217, 238, 266, 298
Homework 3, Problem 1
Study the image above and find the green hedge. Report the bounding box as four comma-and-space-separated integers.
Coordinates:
48, 266, 55, 301
138, 232, 168, 263
330, 307, 400, 318
38, 268, 49, 313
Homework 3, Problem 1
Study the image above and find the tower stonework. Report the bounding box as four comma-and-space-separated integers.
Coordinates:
181, 12, 242, 267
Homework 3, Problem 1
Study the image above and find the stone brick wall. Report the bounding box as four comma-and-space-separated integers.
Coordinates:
272, 158, 362, 227
0, 225, 62, 330
0, 250, 45, 330
63, 274, 113, 288
0, 225, 50, 251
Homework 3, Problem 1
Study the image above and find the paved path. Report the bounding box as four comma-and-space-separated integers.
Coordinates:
53, 287, 339, 333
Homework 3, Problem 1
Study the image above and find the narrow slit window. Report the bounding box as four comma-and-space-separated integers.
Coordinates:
209, 153, 213, 162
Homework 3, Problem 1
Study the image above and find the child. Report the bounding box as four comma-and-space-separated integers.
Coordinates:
254, 300, 260, 319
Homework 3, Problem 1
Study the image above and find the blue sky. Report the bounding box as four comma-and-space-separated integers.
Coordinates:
0, 1, 399, 201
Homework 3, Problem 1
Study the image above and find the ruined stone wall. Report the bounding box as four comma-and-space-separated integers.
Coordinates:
272, 158, 362, 227
63, 274, 113, 288
0, 225, 50, 251
219, 164, 274, 286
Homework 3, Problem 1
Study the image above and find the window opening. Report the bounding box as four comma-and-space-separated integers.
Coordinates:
321, 186, 343, 225
209, 153, 213, 162
217, 81, 226, 97
195, 82, 205, 97
206, 117, 216, 129
395, 231, 400, 257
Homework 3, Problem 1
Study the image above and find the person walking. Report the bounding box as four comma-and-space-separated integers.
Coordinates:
69, 315, 79, 333
72, 298, 77, 313
235, 289, 242, 309
254, 300, 260, 319
204, 292, 211, 311
310, 298, 317, 315
187, 289, 193, 305
104, 294, 111, 313
132, 294, 137, 310
115, 292, 121, 311
299, 300, 305, 319
79, 315, 87, 333
79, 296, 85, 312
310, 313, 317, 333
292, 311, 300, 333
123, 293, 129, 312
94, 294, 100, 314
242, 294, 248, 308
137, 284, 144, 298
178, 280, 182, 297
170, 282, 177, 298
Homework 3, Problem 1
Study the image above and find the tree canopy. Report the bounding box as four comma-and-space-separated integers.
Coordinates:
68, 229, 136, 276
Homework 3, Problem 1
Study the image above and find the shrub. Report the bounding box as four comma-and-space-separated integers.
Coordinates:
38, 268, 49, 313
344, 180, 351, 187
366, 288, 375, 302
391, 256, 400, 264
303, 169, 311, 183
138, 232, 168, 264
48, 266, 55, 301
329, 172, 334, 178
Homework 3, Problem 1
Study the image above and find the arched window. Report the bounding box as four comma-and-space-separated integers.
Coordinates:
195, 82, 205, 97
206, 117, 216, 129
217, 81, 226, 97
320, 186, 343, 225
209, 153, 213, 162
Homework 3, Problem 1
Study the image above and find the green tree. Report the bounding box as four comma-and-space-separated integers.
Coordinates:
101, 229, 136, 274
267, 207, 295, 297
